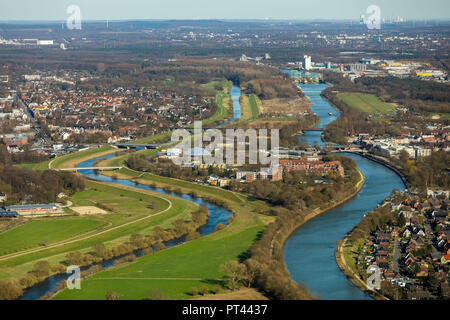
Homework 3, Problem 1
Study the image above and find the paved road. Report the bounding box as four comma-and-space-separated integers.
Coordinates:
393, 238, 400, 274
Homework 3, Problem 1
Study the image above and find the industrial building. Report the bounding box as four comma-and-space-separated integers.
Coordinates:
302, 55, 312, 70
4, 204, 60, 216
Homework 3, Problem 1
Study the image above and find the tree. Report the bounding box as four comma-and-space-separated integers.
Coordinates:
220, 261, 247, 291
189, 287, 198, 296
0, 281, 23, 300
397, 212, 406, 228
106, 291, 121, 300
66, 251, 84, 266
398, 150, 410, 167
92, 243, 107, 259
426, 272, 440, 296
32, 260, 51, 278
200, 286, 209, 296
212, 284, 221, 294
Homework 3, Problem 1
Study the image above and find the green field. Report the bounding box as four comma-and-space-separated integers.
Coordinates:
4, 117, 273, 300
201, 80, 232, 126
15, 160, 52, 170
52, 155, 271, 299
0, 180, 198, 282
239, 95, 261, 121
49, 146, 114, 169
0, 218, 105, 256
338, 93, 396, 114
54, 220, 263, 299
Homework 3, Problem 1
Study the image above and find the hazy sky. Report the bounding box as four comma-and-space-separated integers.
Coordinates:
0, 0, 449, 21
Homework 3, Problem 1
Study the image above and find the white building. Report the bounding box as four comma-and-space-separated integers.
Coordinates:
302, 55, 311, 70
414, 147, 432, 159
38, 40, 54, 46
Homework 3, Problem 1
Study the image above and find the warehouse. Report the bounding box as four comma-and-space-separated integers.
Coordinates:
4, 204, 60, 216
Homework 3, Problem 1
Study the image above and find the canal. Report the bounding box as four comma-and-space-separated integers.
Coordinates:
282, 70, 405, 299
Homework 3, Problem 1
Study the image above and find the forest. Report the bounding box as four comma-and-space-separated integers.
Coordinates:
0, 143, 85, 204
0, 166, 85, 204
90, 59, 303, 100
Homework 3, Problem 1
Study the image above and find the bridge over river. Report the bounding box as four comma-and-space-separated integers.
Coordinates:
57, 166, 123, 171
113, 143, 159, 149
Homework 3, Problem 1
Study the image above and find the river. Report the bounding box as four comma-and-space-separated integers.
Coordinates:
216, 85, 241, 127
282, 70, 405, 299
19, 86, 243, 300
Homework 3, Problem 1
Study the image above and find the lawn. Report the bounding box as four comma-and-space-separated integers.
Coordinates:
52, 156, 272, 300
239, 94, 261, 121
50, 146, 115, 169
53, 224, 263, 300
15, 160, 52, 170
0, 180, 198, 282
201, 80, 233, 126
338, 93, 396, 114
0, 218, 105, 256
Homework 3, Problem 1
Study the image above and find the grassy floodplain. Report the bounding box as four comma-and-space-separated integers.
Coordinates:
52, 165, 273, 299
200, 79, 233, 126
0, 179, 199, 282
338, 93, 397, 114
3, 142, 273, 300
49, 145, 116, 169
0, 218, 106, 256
0, 146, 202, 285
239, 94, 261, 121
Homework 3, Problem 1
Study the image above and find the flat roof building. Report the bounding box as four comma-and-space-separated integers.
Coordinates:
4, 204, 59, 215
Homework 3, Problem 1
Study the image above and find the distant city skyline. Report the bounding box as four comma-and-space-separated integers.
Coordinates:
0, 0, 449, 21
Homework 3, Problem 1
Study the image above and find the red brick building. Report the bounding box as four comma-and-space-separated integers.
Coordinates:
280, 158, 344, 177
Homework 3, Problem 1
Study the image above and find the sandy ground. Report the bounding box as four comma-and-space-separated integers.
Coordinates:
71, 206, 108, 215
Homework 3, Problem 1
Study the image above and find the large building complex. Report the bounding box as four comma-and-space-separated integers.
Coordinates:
280, 158, 344, 177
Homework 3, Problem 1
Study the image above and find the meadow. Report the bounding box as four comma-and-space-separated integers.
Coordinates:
0, 218, 105, 256
338, 93, 397, 114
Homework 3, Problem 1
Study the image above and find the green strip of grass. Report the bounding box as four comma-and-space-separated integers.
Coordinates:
53, 224, 263, 300
339, 93, 396, 114
50, 146, 114, 169
0, 218, 105, 256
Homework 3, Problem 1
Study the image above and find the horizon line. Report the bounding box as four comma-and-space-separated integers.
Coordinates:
1, 18, 450, 24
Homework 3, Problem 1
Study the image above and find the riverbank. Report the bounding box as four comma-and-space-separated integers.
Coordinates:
335, 234, 389, 300
270, 167, 366, 299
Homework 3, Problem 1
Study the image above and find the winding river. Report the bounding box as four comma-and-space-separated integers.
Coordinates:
282, 70, 405, 299
19, 86, 243, 300
18, 77, 404, 300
